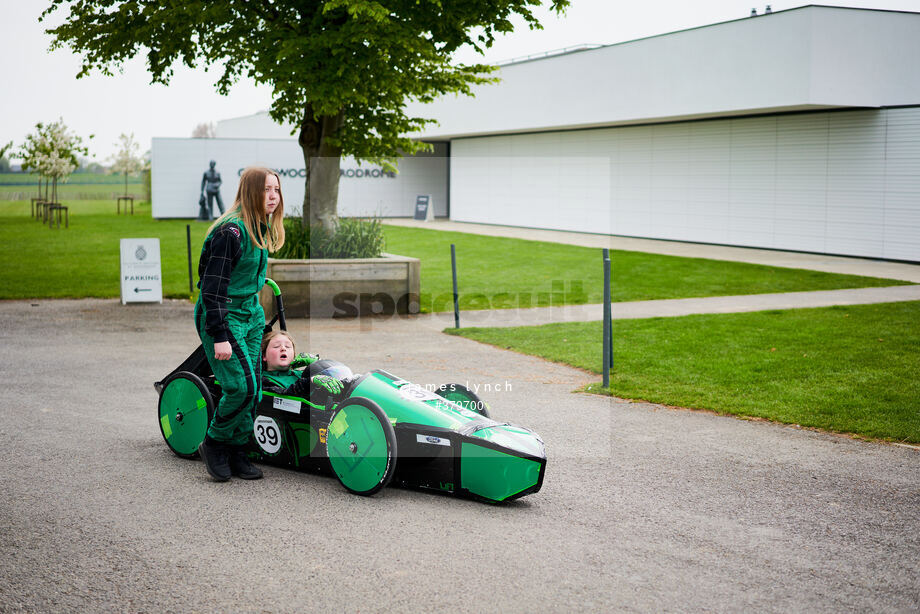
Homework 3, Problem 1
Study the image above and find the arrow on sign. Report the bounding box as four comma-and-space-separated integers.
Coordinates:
134, 288, 152, 293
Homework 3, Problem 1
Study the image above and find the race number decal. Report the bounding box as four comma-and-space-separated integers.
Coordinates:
397, 383, 439, 403
253, 415, 282, 454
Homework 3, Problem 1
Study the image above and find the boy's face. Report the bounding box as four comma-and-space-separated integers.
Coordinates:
264, 335, 294, 371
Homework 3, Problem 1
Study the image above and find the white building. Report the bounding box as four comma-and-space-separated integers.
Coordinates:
150, 137, 448, 219
153, 5, 920, 261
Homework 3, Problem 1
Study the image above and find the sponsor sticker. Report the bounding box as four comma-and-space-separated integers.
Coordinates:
272, 396, 301, 414
417, 434, 451, 447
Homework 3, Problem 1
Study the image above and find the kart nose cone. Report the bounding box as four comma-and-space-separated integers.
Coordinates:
460, 426, 546, 502
469, 425, 545, 458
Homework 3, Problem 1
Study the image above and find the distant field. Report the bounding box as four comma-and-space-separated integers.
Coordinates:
0, 172, 144, 200
0, 172, 128, 185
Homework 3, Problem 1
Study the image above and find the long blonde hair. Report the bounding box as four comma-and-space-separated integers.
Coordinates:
208, 166, 285, 251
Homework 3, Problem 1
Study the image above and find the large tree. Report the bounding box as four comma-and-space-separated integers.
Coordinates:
44, 0, 569, 231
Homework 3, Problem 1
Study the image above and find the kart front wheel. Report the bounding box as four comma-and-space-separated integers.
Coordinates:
436, 383, 491, 419
157, 371, 213, 458
326, 397, 397, 496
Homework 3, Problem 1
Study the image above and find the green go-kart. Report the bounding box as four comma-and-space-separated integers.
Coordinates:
155, 280, 546, 502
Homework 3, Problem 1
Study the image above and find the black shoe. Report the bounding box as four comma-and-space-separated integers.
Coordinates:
198, 436, 231, 482
229, 448, 263, 480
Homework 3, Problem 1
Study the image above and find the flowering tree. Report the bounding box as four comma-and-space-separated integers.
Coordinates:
19, 124, 52, 200
109, 133, 144, 197
0, 141, 12, 173
191, 123, 216, 138
20, 119, 90, 203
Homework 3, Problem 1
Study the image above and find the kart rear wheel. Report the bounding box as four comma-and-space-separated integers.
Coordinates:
157, 371, 213, 458
326, 397, 397, 496
436, 383, 491, 419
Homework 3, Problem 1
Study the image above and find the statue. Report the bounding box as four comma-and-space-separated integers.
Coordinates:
198, 160, 224, 220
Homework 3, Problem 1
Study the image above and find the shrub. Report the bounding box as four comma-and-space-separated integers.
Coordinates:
273, 216, 384, 259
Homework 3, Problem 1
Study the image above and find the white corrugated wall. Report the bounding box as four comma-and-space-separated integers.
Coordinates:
449, 107, 920, 261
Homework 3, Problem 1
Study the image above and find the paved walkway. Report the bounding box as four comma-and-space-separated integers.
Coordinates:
384, 219, 920, 326
384, 218, 920, 282
412, 284, 920, 328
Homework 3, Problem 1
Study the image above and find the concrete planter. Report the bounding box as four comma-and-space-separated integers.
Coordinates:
260, 253, 420, 318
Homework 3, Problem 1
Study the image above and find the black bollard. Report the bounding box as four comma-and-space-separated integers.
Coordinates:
186, 225, 194, 294
602, 249, 612, 388
451, 243, 460, 329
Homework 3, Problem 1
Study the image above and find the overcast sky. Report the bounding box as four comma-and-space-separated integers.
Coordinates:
3, 0, 919, 163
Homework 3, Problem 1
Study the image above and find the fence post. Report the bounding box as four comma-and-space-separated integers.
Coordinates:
451, 243, 460, 329
186, 224, 194, 295
602, 248, 611, 388
608, 253, 614, 371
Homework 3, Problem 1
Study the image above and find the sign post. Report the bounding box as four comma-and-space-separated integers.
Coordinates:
414, 194, 434, 221
120, 238, 163, 304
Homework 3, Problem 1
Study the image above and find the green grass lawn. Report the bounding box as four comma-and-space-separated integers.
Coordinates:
447, 302, 920, 442
0, 206, 910, 305
0, 200, 207, 299
382, 225, 908, 312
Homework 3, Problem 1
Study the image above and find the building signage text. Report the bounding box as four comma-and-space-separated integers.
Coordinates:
238, 167, 396, 179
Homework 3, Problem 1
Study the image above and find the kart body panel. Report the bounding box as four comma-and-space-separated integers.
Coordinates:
243, 368, 546, 502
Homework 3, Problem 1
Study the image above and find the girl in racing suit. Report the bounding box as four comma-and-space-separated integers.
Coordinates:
196, 167, 285, 482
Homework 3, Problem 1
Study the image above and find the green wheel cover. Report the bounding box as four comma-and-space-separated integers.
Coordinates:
158, 372, 211, 458
326, 398, 396, 495
436, 384, 490, 418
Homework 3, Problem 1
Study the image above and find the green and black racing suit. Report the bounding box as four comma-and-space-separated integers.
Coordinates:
194, 217, 267, 446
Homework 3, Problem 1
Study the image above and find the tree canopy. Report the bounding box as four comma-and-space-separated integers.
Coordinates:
44, 0, 569, 227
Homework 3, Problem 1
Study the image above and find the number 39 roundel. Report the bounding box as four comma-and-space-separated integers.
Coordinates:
253, 415, 282, 454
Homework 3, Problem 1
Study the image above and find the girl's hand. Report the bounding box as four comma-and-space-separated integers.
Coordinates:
214, 341, 232, 361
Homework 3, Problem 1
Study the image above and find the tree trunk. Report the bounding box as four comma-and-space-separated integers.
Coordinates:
298, 103, 345, 235
124, 171, 128, 198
